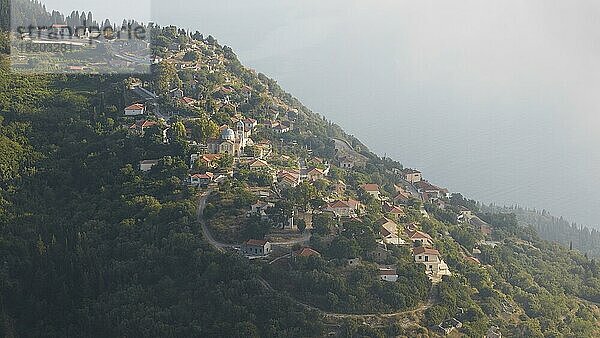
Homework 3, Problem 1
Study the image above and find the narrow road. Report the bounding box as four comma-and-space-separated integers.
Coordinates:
197, 189, 235, 252
197, 189, 309, 250
332, 138, 368, 162
257, 276, 434, 319
197, 190, 431, 319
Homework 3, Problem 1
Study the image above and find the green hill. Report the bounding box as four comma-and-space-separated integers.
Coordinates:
0, 2, 599, 337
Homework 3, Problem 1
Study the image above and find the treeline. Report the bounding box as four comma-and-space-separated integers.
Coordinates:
484, 204, 600, 257
8, 0, 143, 31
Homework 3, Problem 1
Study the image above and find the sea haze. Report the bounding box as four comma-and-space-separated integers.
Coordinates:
40, 0, 600, 228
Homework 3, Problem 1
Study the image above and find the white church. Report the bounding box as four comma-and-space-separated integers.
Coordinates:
206, 120, 253, 157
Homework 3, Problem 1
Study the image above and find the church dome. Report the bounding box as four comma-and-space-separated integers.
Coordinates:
221, 128, 236, 141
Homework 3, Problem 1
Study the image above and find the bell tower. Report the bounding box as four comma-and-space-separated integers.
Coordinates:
236, 121, 245, 143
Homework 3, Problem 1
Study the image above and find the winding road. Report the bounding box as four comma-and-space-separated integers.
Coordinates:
196, 189, 434, 320
197, 189, 310, 251
197, 190, 235, 252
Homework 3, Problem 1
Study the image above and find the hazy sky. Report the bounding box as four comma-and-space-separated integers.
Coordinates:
38, 1, 600, 228
39, 0, 151, 23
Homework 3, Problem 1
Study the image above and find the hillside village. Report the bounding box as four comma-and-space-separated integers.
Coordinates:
110, 26, 553, 336
2, 9, 599, 336
123, 30, 492, 276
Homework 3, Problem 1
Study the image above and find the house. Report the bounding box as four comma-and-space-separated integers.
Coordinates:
129, 120, 159, 136
378, 268, 399, 282
179, 96, 197, 106
249, 200, 274, 219
469, 216, 492, 236
360, 184, 381, 199
190, 172, 214, 186
377, 218, 405, 245
243, 239, 272, 256
311, 157, 327, 166
306, 168, 325, 181
139, 159, 159, 172
124, 103, 145, 116
190, 153, 221, 169
415, 180, 450, 201
273, 123, 290, 133
249, 159, 269, 170
434, 199, 447, 210
243, 118, 257, 131
402, 168, 422, 183
277, 172, 300, 188
405, 229, 434, 247
338, 156, 355, 169
437, 318, 463, 335
293, 247, 321, 258
345, 198, 363, 213
383, 203, 406, 219
413, 247, 451, 278
324, 200, 354, 217
215, 85, 235, 97
457, 206, 473, 222
264, 120, 280, 129
392, 190, 413, 206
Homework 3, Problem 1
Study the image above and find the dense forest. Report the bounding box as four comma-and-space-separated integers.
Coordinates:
0, 5, 326, 336
483, 204, 600, 258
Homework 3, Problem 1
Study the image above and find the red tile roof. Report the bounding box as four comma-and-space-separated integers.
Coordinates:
345, 198, 361, 209
125, 103, 145, 110
307, 168, 324, 175
406, 230, 433, 241
180, 97, 196, 105
295, 247, 321, 257
130, 120, 158, 129
403, 168, 421, 174
415, 180, 446, 192
200, 154, 221, 162
393, 191, 412, 202
245, 239, 268, 247
327, 200, 351, 209
378, 268, 398, 276
191, 172, 214, 179
386, 205, 406, 215
360, 184, 380, 192
377, 217, 396, 227
249, 159, 269, 167
413, 247, 440, 256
